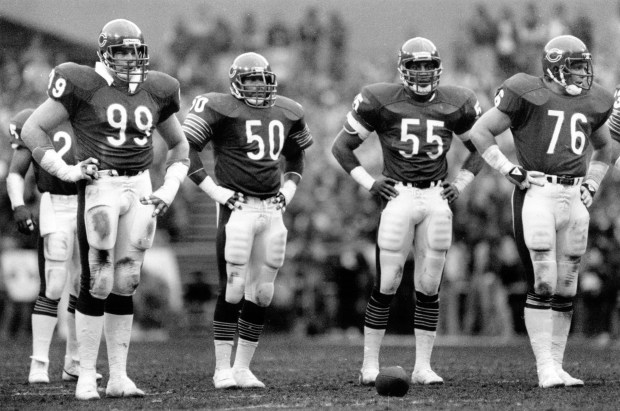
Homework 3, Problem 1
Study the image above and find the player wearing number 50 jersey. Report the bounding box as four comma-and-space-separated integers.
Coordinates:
471, 35, 614, 388
332, 37, 484, 387
184, 52, 313, 389
21, 19, 189, 400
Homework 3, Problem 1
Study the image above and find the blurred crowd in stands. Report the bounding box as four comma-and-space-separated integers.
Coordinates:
1, 2, 620, 345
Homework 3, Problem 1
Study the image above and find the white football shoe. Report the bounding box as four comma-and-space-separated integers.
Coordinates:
62, 357, 103, 381
556, 368, 584, 387
213, 368, 238, 389
75, 372, 100, 400
106, 376, 145, 398
232, 367, 265, 388
537, 366, 564, 388
28, 358, 50, 384
411, 368, 444, 385
358, 367, 379, 386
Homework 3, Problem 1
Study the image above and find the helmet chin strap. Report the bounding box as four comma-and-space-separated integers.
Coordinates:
548, 68, 582, 96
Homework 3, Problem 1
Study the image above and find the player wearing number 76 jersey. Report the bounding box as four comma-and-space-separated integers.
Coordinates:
183, 52, 313, 389
332, 37, 484, 387
470, 35, 614, 388
20, 19, 189, 400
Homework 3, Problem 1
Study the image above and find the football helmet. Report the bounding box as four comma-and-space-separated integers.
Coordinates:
97, 19, 149, 84
398, 37, 442, 96
229, 52, 277, 108
542, 35, 592, 96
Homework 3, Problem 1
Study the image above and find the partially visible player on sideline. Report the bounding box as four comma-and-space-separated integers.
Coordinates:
332, 37, 484, 386
470, 35, 613, 388
7, 109, 101, 384
21, 19, 189, 400
183, 52, 313, 389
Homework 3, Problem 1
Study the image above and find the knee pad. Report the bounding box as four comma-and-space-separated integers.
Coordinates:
111, 255, 142, 296
89, 248, 114, 299
525, 224, 554, 251
85, 205, 117, 250
253, 281, 275, 307
44, 263, 67, 300
425, 210, 452, 251
531, 251, 556, 297
416, 249, 445, 295
43, 232, 71, 300
225, 265, 245, 304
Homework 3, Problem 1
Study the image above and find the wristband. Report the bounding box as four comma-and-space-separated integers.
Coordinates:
6, 173, 26, 209
350, 166, 375, 191
279, 179, 298, 205
198, 176, 234, 205
451, 169, 475, 194
585, 160, 609, 192
481, 145, 515, 175
152, 160, 189, 205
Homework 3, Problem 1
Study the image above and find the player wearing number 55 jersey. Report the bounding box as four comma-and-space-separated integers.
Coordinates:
184, 52, 312, 389
21, 19, 189, 400
470, 35, 614, 388
332, 37, 484, 386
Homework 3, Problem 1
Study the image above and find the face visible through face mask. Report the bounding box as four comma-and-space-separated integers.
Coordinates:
112, 48, 142, 83
242, 77, 267, 106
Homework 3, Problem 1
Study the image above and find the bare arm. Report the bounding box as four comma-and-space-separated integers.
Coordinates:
580, 124, 612, 208
441, 134, 485, 203
6, 148, 35, 234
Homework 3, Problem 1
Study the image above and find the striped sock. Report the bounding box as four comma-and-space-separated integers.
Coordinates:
234, 301, 266, 369
362, 289, 393, 371
414, 292, 440, 370
524, 292, 553, 371
31, 296, 60, 361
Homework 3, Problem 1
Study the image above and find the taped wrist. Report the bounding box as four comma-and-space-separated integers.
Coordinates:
279, 179, 297, 205
198, 176, 234, 205
584, 160, 609, 192
350, 166, 375, 191
451, 169, 475, 194
481, 145, 515, 175
153, 159, 189, 205
6, 173, 26, 209
35, 148, 76, 182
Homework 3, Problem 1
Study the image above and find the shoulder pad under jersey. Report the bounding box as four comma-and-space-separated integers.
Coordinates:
588, 82, 615, 114
55, 62, 104, 91
435, 85, 478, 106
141, 70, 180, 99
274, 95, 305, 120
502, 73, 549, 105
362, 82, 404, 107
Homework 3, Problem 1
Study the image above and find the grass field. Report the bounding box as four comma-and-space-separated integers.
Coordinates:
1, 332, 619, 410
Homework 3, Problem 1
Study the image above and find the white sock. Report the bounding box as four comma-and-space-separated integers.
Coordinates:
551, 309, 572, 370
414, 329, 436, 371
362, 326, 385, 370
104, 313, 133, 380
31, 314, 58, 362
65, 312, 79, 362
524, 307, 554, 371
233, 339, 258, 370
76, 312, 103, 376
214, 340, 234, 370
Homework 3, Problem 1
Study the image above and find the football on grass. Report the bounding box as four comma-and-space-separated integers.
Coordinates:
375, 366, 410, 397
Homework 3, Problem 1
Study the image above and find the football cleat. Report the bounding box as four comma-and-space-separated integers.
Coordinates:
213, 368, 238, 389
556, 368, 584, 387
232, 367, 265, 388
411, 368, 444, 385
62, 357, 103, 381
359, 367, 380, 386
75, 372, 100, 400
28, 358, 50, 384
106, 376, 145, 397
537, 366, 564, 388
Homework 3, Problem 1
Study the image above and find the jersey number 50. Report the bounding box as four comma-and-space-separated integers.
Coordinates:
246, 120, 285, 160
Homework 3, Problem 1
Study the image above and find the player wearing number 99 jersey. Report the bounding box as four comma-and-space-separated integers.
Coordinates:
470, 35, 614, 388
183, 52, 312, 389
332, 37, 484, 387
20, 19, 189, 400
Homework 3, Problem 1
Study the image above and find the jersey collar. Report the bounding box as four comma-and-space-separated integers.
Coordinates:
95, 61, 139, 94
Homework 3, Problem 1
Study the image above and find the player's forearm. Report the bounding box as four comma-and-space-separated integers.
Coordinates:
283, 150, 304, 181
331, 129, 363, 173
6, 173, 26, 209
187, 145, 208, 185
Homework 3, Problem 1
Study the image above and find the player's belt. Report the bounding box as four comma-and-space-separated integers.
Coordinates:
97, 169, 146, 177
400, 180, 442, 189
545, 175, 583, 186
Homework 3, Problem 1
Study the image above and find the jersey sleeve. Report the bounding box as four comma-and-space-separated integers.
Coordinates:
494, 80, 526, 129
344, 87, 381, 139
182, 95, 221, 151
607, 87, 620, 140
158, 84, 181, 124
453, 91, 482, 135
283, 116, 313, 155
8, 109, 34, 151
47, 65, 80, 116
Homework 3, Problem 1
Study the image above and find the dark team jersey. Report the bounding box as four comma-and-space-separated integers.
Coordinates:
9, 109, 77, 195
606, 86, 620, 142
183, 93, 313, 198
349, 82, 480, 182
496, 73, 613, 176
47, 62, 180, 171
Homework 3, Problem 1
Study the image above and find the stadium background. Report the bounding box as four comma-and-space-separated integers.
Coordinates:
1, 0, 620, 345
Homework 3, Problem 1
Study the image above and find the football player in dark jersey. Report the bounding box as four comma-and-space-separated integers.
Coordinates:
7, 109, 101, 384
21, 19, 189, 400
183, 52, 313, 389
332, 37, 484, 386
470, 35, 613, 388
